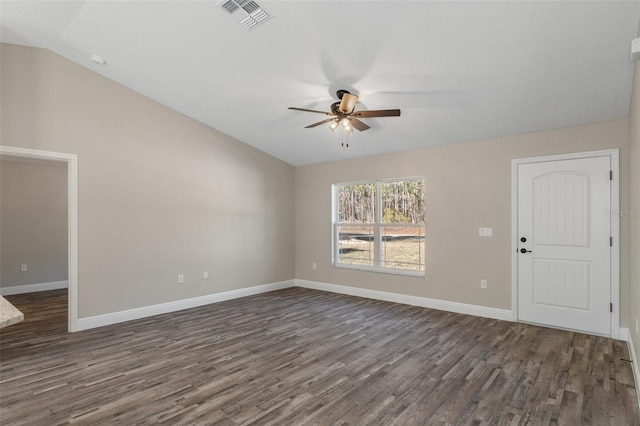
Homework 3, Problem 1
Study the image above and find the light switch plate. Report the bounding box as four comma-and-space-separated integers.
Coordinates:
479, 227, 493, 237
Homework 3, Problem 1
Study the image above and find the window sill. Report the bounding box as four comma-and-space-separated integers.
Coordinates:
333, 263, 425, 278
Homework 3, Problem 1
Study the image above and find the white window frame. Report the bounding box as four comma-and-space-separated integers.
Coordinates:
332, 177, 426, 277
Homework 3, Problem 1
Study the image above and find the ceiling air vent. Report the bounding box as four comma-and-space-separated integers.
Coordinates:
217, 0, 273, 31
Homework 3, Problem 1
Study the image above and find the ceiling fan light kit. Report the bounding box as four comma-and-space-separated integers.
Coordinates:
339, 118, 353, 132
288, 90, 401, 143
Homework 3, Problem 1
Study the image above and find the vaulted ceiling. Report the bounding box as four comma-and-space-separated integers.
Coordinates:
2, 1, 639, 166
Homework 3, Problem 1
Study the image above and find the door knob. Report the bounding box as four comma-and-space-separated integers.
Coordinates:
520, 248, 532, 253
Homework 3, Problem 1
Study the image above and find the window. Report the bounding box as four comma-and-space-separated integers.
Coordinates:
332, 177, 426, 276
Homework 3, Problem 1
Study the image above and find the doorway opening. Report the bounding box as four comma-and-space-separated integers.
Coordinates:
0, 146, 78, 332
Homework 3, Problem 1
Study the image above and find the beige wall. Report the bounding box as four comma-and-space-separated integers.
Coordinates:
1, 42, 633, 334
629, 23, 640, 366
1, 157, 68, 288
0, 43, 295, 318
295, 119, 630, 325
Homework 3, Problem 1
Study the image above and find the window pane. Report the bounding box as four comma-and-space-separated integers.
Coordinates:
338, 183, 376, 223
381, 226, 425, 271
337, 225, 374, 266
380, 179, 425, 224
333, 178, 426, 275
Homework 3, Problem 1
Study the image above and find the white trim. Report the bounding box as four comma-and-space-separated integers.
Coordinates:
0, 145, 79, 332
610, 150, 621, 339
511, 159, 519, 323
333, 262, 425, 278
295, 279, 513, 321
620, 327, 630, 342
75, 280, 294, 331
1, 281, 68, 296
511, 149, 621, 338
623, 329, 640, 410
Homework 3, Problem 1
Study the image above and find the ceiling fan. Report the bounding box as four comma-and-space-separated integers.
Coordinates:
288, 90, 401, 132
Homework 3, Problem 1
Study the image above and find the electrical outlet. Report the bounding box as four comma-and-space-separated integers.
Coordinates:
178, 274, 184, 284
203, 271, 209, 280
479, 227, 493, 237
312, 262, 317, 270
20, 264, 27, 272
480, 279, 487, 289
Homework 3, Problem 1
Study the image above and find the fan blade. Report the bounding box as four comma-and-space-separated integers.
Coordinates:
288, 107, 334, 116
339, 93, 359, 113
352, 109, 401, 118
350, 118, 370, 131
305, 118, 336, 128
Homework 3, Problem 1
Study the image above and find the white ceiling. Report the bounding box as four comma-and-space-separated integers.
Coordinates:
1, 1, 639, 166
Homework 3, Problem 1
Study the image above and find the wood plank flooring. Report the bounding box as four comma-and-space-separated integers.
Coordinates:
1, 288, 638, 425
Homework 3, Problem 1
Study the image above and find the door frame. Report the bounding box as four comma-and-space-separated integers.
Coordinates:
511, 149, 620, 338
0, 145, 79, 332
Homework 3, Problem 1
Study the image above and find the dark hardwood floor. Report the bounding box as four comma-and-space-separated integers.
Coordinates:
1, 288, 638, 425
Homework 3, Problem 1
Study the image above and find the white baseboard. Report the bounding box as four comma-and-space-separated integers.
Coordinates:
624, 330, 640, 410
1, 280, 68, 296
294, 279, 513, 322
74, 280, 295, 332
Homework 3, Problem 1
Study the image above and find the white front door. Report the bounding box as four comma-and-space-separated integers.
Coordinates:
516, 155, 611, 335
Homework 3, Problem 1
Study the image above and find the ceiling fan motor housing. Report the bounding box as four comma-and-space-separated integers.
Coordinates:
336, 89, 350, 100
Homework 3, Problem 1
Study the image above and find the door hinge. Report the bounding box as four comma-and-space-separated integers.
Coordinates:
610, 237, 613, 247
610, 303, 613, 313
610, 170, 613, 181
